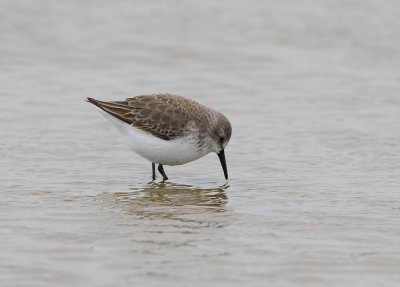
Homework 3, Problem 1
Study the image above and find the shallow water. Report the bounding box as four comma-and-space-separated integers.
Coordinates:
1, 1, 400, 286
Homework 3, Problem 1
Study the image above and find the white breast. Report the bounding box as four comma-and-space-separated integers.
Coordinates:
98, 109, 209, 165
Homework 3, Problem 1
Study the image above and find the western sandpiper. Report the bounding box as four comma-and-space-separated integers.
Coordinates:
87, 94, 232, 181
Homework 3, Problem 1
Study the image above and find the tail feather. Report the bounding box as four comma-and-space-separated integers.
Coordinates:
87, 97, 133, 125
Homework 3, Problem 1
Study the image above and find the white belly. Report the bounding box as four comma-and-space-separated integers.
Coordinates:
99, 110, 209, 165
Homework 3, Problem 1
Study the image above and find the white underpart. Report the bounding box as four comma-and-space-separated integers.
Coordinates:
98, 109, 210, 166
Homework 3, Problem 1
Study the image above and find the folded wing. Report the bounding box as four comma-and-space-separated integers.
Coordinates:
87, 94, 192, 140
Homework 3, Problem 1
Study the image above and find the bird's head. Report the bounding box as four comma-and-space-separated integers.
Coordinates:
211, 112, 232, 180
212, 113, 232, 152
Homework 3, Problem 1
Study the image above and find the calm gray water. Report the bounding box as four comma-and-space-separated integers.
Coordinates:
1, 1, 400, 286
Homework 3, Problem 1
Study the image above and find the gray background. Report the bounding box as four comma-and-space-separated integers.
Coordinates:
1, 1, 400, 286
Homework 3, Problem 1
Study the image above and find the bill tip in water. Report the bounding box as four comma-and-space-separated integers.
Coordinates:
217, 149, 228, 180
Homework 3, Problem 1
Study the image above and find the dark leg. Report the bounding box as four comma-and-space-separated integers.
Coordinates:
158, 164, 168, 181
152, 163, 156, 181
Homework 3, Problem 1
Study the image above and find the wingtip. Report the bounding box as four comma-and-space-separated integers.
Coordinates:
86, 97, 100, 107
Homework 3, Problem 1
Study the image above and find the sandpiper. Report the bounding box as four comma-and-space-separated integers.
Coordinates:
87, 94, 232, 181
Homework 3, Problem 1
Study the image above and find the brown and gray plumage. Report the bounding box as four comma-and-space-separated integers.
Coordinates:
87, 94, 232, 181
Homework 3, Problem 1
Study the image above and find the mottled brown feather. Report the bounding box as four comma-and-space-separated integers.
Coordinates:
87, 94, 211, 141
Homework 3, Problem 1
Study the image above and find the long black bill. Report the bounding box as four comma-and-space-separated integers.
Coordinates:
217, 149, 228, 180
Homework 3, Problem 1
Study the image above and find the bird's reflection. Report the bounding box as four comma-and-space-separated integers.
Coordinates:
122, 182, 228, 207
96, 182, 229, 220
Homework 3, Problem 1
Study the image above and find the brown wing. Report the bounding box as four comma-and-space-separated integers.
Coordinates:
87, 94, 198, 140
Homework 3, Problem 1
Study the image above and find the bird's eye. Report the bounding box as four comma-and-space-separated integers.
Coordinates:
219, 136, 224, 143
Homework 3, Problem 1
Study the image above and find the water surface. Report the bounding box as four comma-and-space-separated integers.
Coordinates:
1, 1, 400, 286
